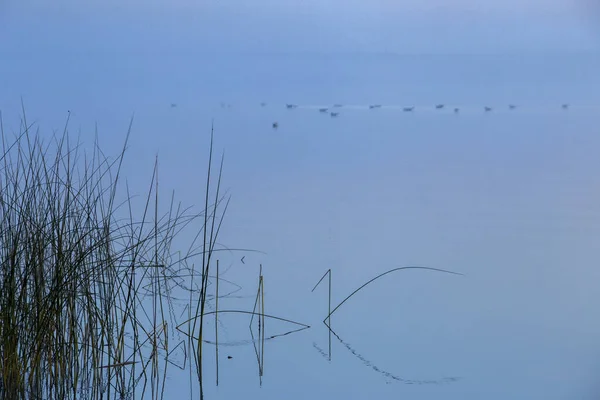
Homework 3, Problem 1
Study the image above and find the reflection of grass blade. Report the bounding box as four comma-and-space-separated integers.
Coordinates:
249, 265, 265, 385
249, 265, 262, 330
260, 273, 265, 380
176, 310, 310, 339
326, 326, 460, 385
204, 325, 310, 347
325, 266, 463, 322
250, 314, 261, 384
249, 265, 262, 384
312, 269, 332, 360
312, 343, 329, 360
328, 270, 331, 360
181, 310, 310, 330
215, 260, 219, 386
166, 340, 187, 370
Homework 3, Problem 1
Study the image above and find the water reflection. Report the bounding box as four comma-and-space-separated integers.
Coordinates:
322, 324, 461, 385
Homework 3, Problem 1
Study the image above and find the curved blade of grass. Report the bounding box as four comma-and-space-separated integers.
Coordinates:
325, 266, 463, 322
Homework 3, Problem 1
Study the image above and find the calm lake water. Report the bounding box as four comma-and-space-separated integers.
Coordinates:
2, 52, 600, 399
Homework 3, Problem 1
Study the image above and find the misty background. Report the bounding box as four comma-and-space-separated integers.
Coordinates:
2, 1, 600, 399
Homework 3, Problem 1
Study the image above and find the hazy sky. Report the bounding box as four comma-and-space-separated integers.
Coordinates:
1, 0, 598, 56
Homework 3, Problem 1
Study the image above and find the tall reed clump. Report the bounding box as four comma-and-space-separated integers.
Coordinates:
0, 112, 226, 400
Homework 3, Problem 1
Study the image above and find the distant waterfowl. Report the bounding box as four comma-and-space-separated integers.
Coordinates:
286, 104, 297, 109
484, 106, 492, 112
272, 122, 278, 129
330, 112, 339, 117
319, 108, 329, 113
562, 104, 569, 110
403, 107, 414, 112
454, 108, 460, 113
369, 104, 382, 109
170, 103, 177, 108
435, 104, 444, 109
508, 104, 516, 110
260, 102, 266, 107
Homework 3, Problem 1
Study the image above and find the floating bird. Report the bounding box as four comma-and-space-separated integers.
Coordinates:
403, 107, 414, 112
369, 104, 382, 109
562, 104, 569, 110
170, 103, 177, 108
454, 108, 460, 113
227, 356, 233, 359
509, 104, 517, 110
260, 102, 266, 107
435, 104, 444, 109
319, 108, 329, 113
330, 112, 339, 117
286, 104, 297, 109
272, 122, 278, 129
484, 106, 492, 112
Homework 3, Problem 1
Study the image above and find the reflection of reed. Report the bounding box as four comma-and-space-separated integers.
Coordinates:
203, 324, 310, 347
176, 310, 310, 343
249, 265, 265, 385
166, 340, 187, 370
313, 343, 329, 360
215, 261, 220, 386
312, 269, 332, 360
327, 326, 460, 385
312, 266, 463, 385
